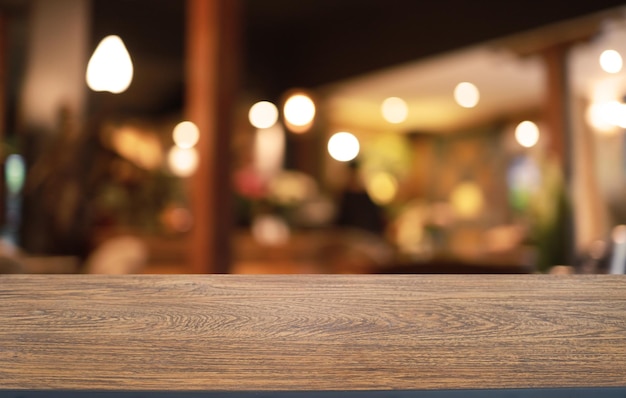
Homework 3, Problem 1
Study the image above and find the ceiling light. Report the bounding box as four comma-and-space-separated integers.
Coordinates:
599, 49, 623, 74
454, 82, 480, 108
327, 132, 359, 162
86, 35, 133, 94
381, 97, 408, 124
248, 101, 279, 129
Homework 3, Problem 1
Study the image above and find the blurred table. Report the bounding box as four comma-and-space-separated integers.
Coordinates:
1, 275, 625, 390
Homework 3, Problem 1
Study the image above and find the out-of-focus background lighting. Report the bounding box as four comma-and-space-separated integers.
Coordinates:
110, 126, 163, 170
167, 146, 199, 177
450, 181, 484, 219
599, 49, 623, 73
515, 120, 540, 148
328, 132, 360, 162
366, 172, 398, 205
586, 101, 626, 132
283, 93, 315, 132
161, 205, 194, 233
254, 124, 285, 179
251, 214, 290, 246
268, 171, 317, 206
453, 82, 480, 108
86, 35, 133, 94
381, 97, 408, 124
172, 121, 200, 149
5, 154, 26, 195
248, 101, 279, 129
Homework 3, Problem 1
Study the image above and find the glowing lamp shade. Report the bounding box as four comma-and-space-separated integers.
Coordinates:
381, 97, 408, 124
328, 132, 360, 162
454, 82, 480, 108
168, 146, 199, 177
599, 49, 623, 74
283, 93, 315, 132
515, 121, 540, 148
172, 121, 200, 149
249, 101, 279, 129
86, 35, 134, 94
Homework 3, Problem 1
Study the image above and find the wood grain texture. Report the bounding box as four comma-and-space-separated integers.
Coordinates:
0, 275, 625, 390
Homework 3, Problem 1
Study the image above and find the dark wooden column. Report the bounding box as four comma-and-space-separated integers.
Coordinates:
542, 44, 575, 267
0, 12, 6, 227
186, 0, 240, 273
0, 12, 6, 139
543, 44, 572, 179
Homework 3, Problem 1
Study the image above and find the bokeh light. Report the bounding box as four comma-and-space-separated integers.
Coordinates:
168, 146, 199, 177
86, 35, 133, 94
161, 205, 193, 233
381, 97, 408, 124
453, 82, 480, 108
268, 171, 317, 206
110, 126, 162, 170
172, 121, 200, 149
248, 101, 279, 129
327, 132, 360, 162
515, 121, 540, 148
284, 93, 315, 132
5, 154, 26, 194
366, 172, 398, 205
585, 101, 626, 132
251, 215, 290, 246
254, 124, 285, 179
599, 49, 623, 74
450, 181, 484, 219
612, 225, 626, 244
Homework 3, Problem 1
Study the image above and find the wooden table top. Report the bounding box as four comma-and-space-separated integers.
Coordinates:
1, 275, 625, 390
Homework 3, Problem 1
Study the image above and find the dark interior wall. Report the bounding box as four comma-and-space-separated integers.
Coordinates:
3, 0, 626, 120
244, 0, 626, 97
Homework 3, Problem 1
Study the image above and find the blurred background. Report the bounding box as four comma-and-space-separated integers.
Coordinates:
1, 0, 626, 275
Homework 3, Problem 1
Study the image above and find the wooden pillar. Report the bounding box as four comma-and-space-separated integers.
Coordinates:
0, 12, 6, 227
542, 44, 575, 266
0, 12, 5, 139
543, 45, 572, 179
186, 0, 240, 273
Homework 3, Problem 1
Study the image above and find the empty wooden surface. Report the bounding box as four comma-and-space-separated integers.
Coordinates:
0, 275, 625, 390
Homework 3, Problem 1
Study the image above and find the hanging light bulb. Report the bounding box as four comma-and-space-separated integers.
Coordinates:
86, 35, 134, 94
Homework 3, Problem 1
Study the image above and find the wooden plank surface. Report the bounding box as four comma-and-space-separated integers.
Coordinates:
0, 275, 625, 390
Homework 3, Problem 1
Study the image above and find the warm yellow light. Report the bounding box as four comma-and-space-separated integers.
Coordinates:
586, 101, 626, 132
167, 146, 199, 177
327, 132, 360, 162
248, 101, 279, 129
381, 97, 408, 124
110, 127, 162, 170
86, 35, 133, 94
268, 171, 316, 206
366, 172, 398, 205
515, 121, 540, 148
454, 82, 479, 108
600, 49, 623, 74
450, 181, 484, 219
284, 93, 315, 130
172, 121, 200, 149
